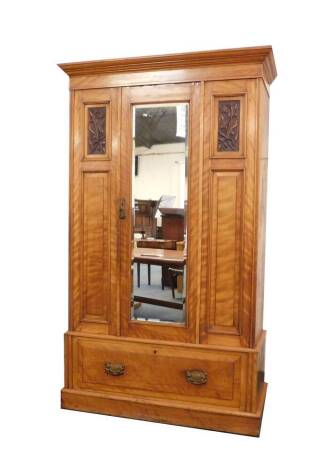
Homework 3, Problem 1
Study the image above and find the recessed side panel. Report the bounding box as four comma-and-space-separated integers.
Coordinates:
82, 172, 110, 322
208, 170, 243, 335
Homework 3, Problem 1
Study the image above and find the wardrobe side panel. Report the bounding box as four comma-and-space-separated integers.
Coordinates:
254, 79, 270, 343
201, 80, 257, 348
69, 88, 120, 335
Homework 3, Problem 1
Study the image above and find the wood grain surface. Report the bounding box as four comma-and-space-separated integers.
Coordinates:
61, 47, 276, 436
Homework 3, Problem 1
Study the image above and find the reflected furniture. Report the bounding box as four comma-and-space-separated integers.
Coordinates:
160, 207, 185, 241
136, 240, 178, 286
59, 46, 276, 436
135, 262, 151, 288
136, 239, 177, 250
176, 241, 185, 251
133, 248, 185, 310
134, 199, 160, 238
159, 208, 185, 290
168, 267, 184, 299
133, 247, 185, 267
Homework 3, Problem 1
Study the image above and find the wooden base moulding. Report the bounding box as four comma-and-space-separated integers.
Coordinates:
61, 383, 267, 437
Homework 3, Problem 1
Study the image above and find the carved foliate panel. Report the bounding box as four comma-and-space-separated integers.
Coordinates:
88, 106, 106, 154
217, 100, 240, 152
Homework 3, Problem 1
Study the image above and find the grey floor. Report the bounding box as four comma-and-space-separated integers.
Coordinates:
131, 263, 185, 323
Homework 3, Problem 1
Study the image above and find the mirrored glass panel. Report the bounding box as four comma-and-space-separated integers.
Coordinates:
131, 103, 189, 324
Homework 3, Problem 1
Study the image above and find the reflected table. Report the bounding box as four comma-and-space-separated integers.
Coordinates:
132, 247, 186, 310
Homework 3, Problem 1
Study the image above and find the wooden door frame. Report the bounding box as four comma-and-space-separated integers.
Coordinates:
119, 83, 201, 343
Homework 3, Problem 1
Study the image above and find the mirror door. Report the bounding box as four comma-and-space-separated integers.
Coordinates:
120, 83, 200, 343
131, 102, 188, 324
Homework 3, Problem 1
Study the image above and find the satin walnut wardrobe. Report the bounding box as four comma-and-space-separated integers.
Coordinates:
59, 46, 276, 436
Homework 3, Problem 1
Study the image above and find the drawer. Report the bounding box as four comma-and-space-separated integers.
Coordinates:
73, 338, 247, 409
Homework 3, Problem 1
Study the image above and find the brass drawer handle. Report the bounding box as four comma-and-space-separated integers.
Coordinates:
105, 362, 125, 376
185, 369, 208, 385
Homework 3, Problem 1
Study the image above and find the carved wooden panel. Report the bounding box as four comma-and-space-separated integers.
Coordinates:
205, 82, 247, 159
82, 172, 110, 321
217, 100, 240, 152
87, 106, 106, 154
208, 170, 243, 334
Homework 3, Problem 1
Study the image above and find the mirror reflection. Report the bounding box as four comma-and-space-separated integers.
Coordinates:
131, 103, 188, 324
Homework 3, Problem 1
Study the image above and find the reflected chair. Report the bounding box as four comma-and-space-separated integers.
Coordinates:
168, 267, 184, 299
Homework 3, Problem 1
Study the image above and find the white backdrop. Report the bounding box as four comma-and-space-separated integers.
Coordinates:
0, 1, 316, 469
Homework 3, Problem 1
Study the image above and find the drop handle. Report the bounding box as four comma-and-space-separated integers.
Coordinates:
105, 362, 125, 376
119, 199, 126, 220
185, 370, 208, 385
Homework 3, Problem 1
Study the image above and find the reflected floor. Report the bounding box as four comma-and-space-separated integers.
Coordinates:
132, 263, 185, 323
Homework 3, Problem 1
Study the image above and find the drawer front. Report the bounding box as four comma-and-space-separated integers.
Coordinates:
73, 338, 247, 409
